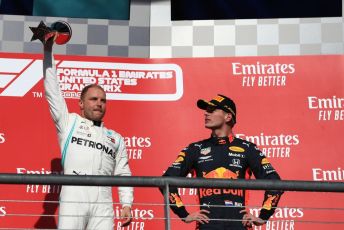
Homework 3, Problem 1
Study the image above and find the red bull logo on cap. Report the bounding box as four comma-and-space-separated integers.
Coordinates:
214, 95, 225, 102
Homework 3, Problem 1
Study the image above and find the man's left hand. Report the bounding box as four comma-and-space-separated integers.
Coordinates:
240, 210, 266, 228
120, 206, 132, 227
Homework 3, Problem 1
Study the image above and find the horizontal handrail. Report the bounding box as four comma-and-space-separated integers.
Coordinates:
0, 173, 343, 192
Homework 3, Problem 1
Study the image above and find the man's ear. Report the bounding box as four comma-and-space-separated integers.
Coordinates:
79, 99, 83, 110
225, 113, 233, 123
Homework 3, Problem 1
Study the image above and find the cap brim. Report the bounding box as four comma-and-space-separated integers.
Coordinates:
197, 99, 216, 110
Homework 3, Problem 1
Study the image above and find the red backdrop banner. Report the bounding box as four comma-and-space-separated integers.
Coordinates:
0, 53, 343, 229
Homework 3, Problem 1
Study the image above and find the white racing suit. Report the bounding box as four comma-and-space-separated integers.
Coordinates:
43, 48, 133, 229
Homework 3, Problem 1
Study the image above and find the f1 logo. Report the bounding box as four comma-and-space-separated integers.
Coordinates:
0, 58, 44, 97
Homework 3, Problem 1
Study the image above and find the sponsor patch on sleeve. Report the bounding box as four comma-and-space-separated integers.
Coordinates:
261, 158, 270, 165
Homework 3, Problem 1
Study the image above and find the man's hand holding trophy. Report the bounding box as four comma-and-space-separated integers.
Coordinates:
30, 21, 72, 45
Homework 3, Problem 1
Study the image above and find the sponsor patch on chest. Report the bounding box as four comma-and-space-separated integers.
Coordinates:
107, 136, 116, 144
200, 147, 211, 155
229, 146, 245, 152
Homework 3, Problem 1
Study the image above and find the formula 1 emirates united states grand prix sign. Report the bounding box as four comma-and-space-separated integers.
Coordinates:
0, 54, 183, 101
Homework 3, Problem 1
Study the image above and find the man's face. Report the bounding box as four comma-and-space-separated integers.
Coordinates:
79, 87, 106, 121
204, 106, 231, 129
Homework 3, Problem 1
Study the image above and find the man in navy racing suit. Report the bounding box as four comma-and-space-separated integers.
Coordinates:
163, 94, 283, 229
43, 36, 133, 229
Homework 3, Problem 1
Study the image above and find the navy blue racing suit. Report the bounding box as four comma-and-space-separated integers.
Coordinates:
163, 135, 283, 229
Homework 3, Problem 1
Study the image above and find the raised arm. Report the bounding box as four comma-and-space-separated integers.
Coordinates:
43, 39, 69, 134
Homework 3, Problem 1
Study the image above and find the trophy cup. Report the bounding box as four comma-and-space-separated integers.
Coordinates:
29, 21, 72, 45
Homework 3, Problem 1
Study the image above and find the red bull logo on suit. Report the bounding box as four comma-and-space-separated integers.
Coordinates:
200, 167, 243, 198
202, 167, 239, 179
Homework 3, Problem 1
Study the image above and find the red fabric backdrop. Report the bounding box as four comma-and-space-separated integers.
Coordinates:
0, 53, 343, 229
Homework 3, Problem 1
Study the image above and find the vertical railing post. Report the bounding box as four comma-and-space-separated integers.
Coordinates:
163, 183, 171, 230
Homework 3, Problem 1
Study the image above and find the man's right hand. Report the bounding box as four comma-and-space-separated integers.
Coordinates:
44, 33, 57, 50
184, 209, 210, 224
240, 210, 266, 228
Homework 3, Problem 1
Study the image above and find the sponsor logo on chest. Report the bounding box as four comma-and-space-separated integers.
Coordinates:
200, 147, 211, 155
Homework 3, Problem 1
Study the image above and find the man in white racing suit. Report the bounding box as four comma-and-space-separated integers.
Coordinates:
43, 38, 133, 229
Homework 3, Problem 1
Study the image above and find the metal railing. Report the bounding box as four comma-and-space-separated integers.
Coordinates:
0, 173, 344, 230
